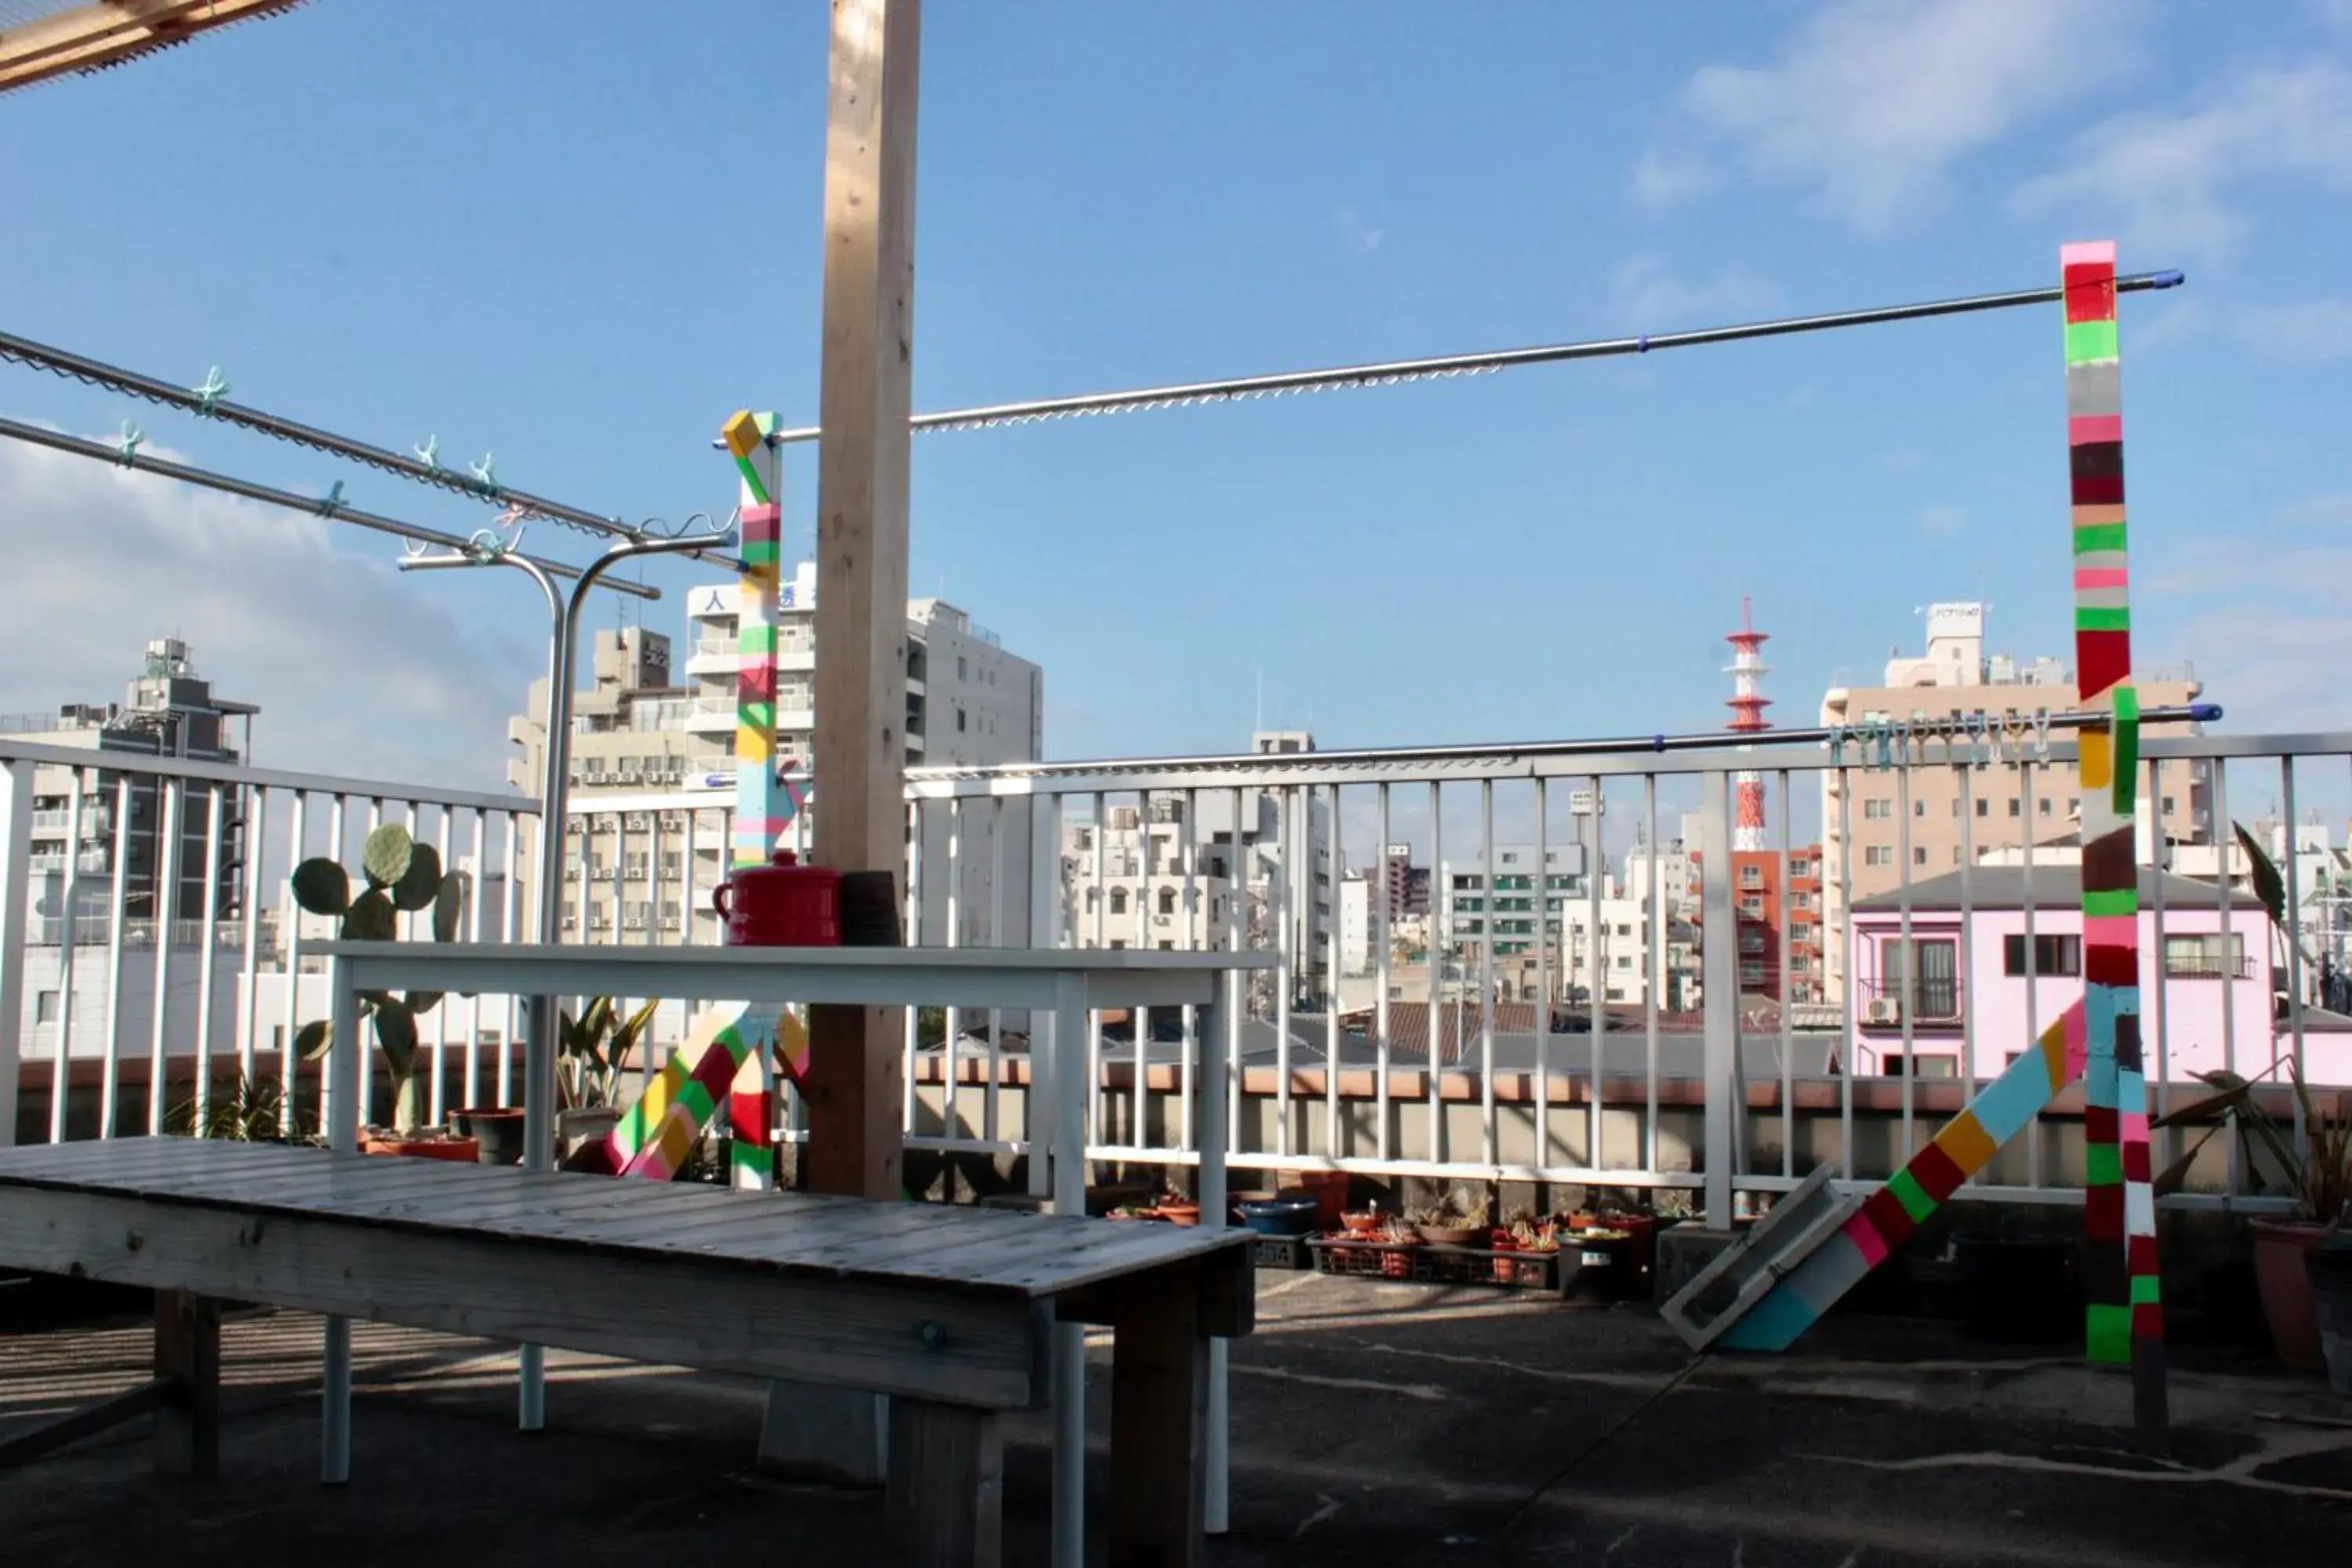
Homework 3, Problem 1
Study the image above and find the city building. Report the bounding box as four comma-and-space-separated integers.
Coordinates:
1, 637, 256, 931
1378, 843, 1430, 919
1689, 844, 1826, 1004
1338, 870, 1372, 975
1058, 732, 1334, 1001
506, 563, 1044, 946
1819, 602, 2203, 999
1838, 866, 2328, 1082
1438, 844, 1590, 960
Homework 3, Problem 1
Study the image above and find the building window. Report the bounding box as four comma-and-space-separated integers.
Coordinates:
1951, 846, 1962, 865
1109, 887, 1129, 916
2161, 796, 2177, 815
1157, 887, 1177, 916
956, 709, 967, 733
1881, 938, 1959, 1018
34, 989, 60, 1024
2067, 797, 2080, 816
2008, 799, 2022, 818
1740, 895, 1764, 915
2003, 934, 2082, 977
1976, 797, 1990, 818
2165, 933, 2246, 978
957, 655, 967, 680
1913, 846, 1929, 866
1739, 960, 1766, 986
1739, 928, 1766, 953
1864, 799, 1891, 820
1110, 938, 1126, 950
1864, 845, 1893, 867
1914, 799, 1927, 818
1740, 865, 1762, 887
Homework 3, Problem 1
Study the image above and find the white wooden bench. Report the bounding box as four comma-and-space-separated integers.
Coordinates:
0, 1137, 1252, 1567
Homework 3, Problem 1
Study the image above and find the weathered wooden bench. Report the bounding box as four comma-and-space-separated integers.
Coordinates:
0, 1137, 1251, 1567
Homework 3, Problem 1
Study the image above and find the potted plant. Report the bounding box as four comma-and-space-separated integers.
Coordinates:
2154, 1061, 2352, 1369
2309, 1231, 2352, 1396
549, 996, 659, 1156
290, 824, 474, 1160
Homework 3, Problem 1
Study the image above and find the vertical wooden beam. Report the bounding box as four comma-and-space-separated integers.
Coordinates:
154, 1288, 220, 1478
806, 0, 921, 1203
1109, 1267, 1208, 1568
885, 1399, 1004, 1568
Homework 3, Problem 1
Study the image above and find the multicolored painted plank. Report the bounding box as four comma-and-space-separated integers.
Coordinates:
2064, 241, 2164, 1432
1718, 1000, 2086, 1351
1714, 248, 2170, 1439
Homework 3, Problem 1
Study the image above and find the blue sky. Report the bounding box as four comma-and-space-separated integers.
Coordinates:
2, 0, 2349, 791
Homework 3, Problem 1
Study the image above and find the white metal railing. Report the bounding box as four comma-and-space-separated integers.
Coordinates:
9, 726, 2346, 1220
0, 737, 537, 1145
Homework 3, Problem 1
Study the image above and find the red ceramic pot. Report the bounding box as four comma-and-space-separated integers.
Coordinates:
713, 850, 841, 947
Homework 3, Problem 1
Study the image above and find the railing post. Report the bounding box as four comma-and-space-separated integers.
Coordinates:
1699, 769, 1737, 1226
0, 757, 31, 1145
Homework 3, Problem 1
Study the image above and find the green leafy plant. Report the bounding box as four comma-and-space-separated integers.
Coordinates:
2153, 1061, 2352, 1225
290, 823, 467, 1135
557, 996, 660, 1110
167, 1073, 314, 1144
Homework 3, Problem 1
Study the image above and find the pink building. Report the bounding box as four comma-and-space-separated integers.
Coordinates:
1845, 866, 2347, 1085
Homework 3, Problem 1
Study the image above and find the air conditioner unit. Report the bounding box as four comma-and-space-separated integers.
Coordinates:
1864, 997, 1902, 1025
625, 813, 651, 829
623, 915, 646, 930
659, 811, 685, 829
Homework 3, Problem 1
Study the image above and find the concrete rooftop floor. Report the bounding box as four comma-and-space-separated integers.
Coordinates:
3, 1271, 2350, 1566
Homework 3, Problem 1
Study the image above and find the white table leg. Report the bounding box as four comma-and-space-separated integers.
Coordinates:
1051, 971, 1087, 1568
321, 958, 358, 1483
1199, 988, 1232, 1534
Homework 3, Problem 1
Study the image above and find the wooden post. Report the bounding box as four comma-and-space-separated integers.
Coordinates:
757, 0, 921, 1486
1109, 1268, 1208, 1568
885, 1400, 1004, 1568
805, 0, 920, 1203
154, 1288, 220, 1477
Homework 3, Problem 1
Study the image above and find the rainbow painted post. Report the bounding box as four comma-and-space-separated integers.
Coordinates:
2063, 240, 2165, 1435
587, 412, 798, 1185
1715, 249, 2171, 1439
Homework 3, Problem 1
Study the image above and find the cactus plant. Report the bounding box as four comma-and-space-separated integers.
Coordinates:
291, 823, 468, 1135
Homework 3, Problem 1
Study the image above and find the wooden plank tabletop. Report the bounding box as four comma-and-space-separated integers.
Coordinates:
0, 1139, 1245, 1301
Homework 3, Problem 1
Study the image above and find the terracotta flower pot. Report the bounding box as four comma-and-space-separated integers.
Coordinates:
361, 1131, 481, 1163
1340, 1210, 1382, 1235
2252, 1218, 2332, 1370
1156, 1201, 1201, 1228
1491, 1232, 1520, 1283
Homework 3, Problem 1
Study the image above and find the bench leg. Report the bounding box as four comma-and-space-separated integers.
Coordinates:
884, 1399, 1002, 1568
321, 1313, 351, 1486
154, 1289, 220, 1478
1109, 1269, 1207, 1568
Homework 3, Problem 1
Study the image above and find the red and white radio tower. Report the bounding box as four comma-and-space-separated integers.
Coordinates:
1725, 597, 1772, 852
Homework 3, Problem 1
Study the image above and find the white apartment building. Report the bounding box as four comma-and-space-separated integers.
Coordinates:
506, 562, 1044, 950
1437, 844, 1589, 960
1819, 602, 2204, 999
1338, 872, 1372, 975
1059, 732, 1334, 1001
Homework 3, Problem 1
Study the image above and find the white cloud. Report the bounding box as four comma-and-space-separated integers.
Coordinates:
2170, 605, 2352, 733
1636, 0, 2139, 233
2232, 297, 2352, 361
1333, 207, 1385, 253
2016, 63, 2352, 259
1611, 256, 1783, 326
0, 432, 535, 792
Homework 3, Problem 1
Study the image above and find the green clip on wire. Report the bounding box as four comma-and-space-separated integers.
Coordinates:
115, 420, 143, 466
415, 434, 441, 469
469, 452, 499, 497
191, 366, 230, 416
318, 481, 346, 519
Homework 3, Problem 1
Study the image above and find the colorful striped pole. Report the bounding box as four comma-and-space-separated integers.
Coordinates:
592, 412, 797, 1185
1714, 249, 2171, 1440
2064, 240, 2165, 1439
